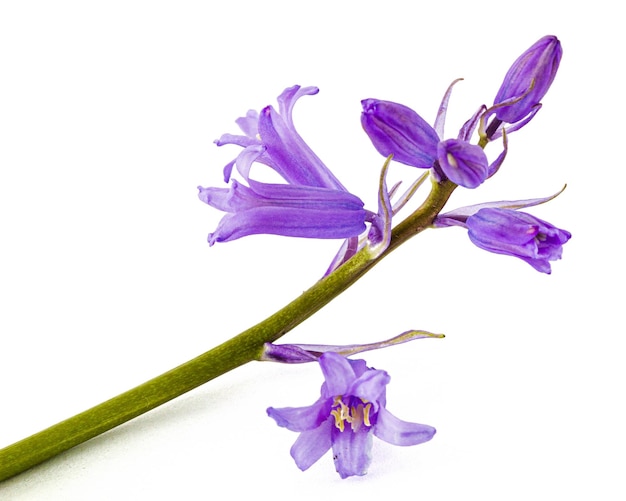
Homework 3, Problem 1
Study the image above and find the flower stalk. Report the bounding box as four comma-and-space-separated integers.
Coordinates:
0, 179, 457, 483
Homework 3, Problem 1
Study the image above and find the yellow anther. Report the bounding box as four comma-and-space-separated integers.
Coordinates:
363, 403, 372, 427
331, 397, 373, 432
331, 408, 345, 432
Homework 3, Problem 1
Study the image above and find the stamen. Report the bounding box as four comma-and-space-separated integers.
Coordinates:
331, 397, 374, 432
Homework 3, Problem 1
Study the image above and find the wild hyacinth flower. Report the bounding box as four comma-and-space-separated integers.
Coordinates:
435, 189, 571, 274
267, 352, 435, 478
466, 208, 571, 274
483, 35, 562, 138
361, 94, 491, 188
198, 86, 370, 244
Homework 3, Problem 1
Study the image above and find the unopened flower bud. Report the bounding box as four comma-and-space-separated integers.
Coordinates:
493, 35, 562, 124
436, 139, 489, 188
361, 99, 439, 168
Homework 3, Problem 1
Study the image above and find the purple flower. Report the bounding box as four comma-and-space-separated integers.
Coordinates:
360, 96, 490, 189
361, 99, 439, 169
199, 86, 369, 244
267, 352, 435, 478
492, 35, 562, 126
436, 139, 489, 188
466, 208, 571, 274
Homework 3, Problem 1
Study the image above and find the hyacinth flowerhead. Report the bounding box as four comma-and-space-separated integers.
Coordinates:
492, 35, 562, 125
361, 96, 490, 189
466, 208, 571, 274
267, 352, 435, 478
198, 86, 370, 244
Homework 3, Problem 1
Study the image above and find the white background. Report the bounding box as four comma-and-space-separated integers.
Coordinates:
1, 1, 623, 499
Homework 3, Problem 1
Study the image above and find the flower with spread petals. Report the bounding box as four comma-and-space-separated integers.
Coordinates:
198, 86, 370, 244
267, 352, 435, 478
466, 208, 571, 274
488, 35, 562, 132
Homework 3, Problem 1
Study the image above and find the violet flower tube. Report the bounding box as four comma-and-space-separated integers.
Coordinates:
267, 352, 435, 478
493, 35, 562, 125
360, 98, 489, 188
361, 99, 439, 169
466, 208, 571, 274
198, 86, 369, 244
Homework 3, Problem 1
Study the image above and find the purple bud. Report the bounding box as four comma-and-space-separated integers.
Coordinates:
466, 208, 571, 274
361, 99, 439, 168
436, 139, 489, 188
493, 35, 562, 124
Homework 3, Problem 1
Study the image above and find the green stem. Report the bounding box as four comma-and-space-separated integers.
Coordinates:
0, 180, 456, 483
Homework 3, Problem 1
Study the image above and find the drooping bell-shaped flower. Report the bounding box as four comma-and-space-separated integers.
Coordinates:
466, 208, 571, 274
434, 188, 571, 273
267, 352, 436, 478
199, 86, 371, 245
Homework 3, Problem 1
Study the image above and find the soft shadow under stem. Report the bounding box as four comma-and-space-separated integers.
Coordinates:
0, 179, 457, 483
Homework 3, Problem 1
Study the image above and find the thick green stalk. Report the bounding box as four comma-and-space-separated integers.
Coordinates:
0, 180, 456, 483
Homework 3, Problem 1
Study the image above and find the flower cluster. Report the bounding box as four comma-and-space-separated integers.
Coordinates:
196, 36, 572, 478
198, 35, 568, 275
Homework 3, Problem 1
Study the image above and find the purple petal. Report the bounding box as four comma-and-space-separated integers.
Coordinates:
437, 139, 488, 188
466, 208, 571, 274
207, 206, 366, 245
290, 418, 334, 471
234, 109, 260, 138
434, 78, 463, 138
267, 399, 330, 432
349, 369, 390, 405
373, 406, 436, 446
258, 102, 346, 190
319, 352, 356, 397
458, 105, 486, 141
331, 425, 373, 478
494, 35, 562, 123
361, 99, 439, 168
276, 85, 319, 129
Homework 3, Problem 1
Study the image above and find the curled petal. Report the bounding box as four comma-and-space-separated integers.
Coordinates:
276, 85, 319, 129
373, 407, 436, 446
259, 93, 346, 190
434, 78, 463, 138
